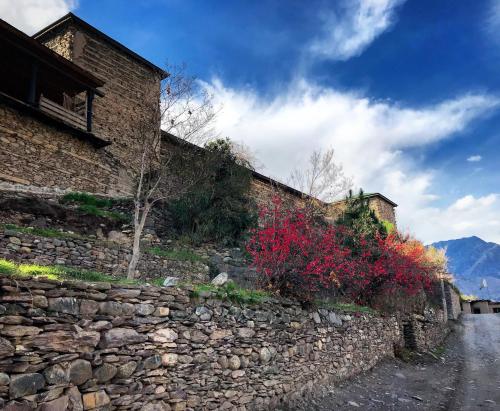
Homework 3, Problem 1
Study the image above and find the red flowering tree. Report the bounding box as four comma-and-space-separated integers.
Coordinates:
247, 197, 438, 306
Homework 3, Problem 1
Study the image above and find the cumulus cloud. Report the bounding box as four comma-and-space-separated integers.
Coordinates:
204, 78, 499, 243
0, 0, 76, 34
467, 155, 482, 162
310, 0, 406, 60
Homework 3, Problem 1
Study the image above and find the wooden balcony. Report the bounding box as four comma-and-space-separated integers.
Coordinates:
39, 95, 87, 130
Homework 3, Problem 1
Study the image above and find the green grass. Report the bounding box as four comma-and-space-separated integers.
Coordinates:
191, 281, 268, 304
77, 204, 128, 222
4, 224, 83, 240
316, 300, 378, 315
147, 247, 204, 262
0, 258, 141, 285
61, 192, 114, 208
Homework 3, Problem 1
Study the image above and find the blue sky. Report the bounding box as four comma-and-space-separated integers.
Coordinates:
3, 0, 500, 244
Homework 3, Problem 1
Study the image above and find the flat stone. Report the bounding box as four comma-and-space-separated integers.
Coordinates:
93, 363, 117, 382
231, 370, 245, 378
190, 330, 209, 343
107, 288, 141, 299
66, 386, 83, 411
38, 395, 69, 411
79, 300, 99, 316
161, 353, 178, 367
0, 336, 15, 358
44, 363, 69, 385
136, 303, 155, 316
68, 359, 92, 385
1, 325, 41, 337
211, 272, 228, 286
48, 297, 79, 315
100, 328, 145, 348
143, 354, 162, 370
154, 307, 170, 316
9, 373, 45, 399
237, 327, 256, 338
82, 390, 110, 410
163, 277, 179, 287
32, 295, 48, 308
9, 237, 21, 245
152, 328, 178, 343
99, 301, 123, 316
116, 361, 137, 378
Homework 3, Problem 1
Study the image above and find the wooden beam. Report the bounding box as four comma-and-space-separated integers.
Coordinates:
27, 62, 38, 105
86, 90, 94, 132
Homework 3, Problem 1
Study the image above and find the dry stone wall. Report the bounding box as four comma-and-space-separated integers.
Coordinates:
0, 229, 209, 285
0, 275, 407, 410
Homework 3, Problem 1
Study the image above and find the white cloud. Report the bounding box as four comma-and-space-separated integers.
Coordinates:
204, 78, 500, 243
310, 0, 406, 61
467, 154, 482, 162
0, 0, 77, 34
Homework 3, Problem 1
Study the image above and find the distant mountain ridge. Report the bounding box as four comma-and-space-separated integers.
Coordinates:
431, 236, 500, 300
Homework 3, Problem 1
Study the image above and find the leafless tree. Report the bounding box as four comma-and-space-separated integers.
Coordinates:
127, 64, 216, 279
290, 148, 352, 202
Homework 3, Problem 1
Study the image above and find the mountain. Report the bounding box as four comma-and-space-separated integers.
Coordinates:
431, 236, 500, 301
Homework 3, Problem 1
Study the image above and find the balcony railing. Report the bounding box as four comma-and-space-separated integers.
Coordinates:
39, 95, 87, 131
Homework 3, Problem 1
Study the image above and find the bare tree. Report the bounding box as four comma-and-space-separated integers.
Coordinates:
290, 148, 352, 202
127, 64, 216, 279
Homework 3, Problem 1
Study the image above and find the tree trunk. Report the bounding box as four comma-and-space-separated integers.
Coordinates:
127, 202, 150, 279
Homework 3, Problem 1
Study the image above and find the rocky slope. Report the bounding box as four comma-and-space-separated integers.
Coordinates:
431, 236, 500, 300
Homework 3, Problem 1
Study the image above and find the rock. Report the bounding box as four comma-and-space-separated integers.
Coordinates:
0, 372, 10, 385
66, 386, 83, 411
79, 300, 99, 316
211, 272, 228, 286
237, 327, 256, 338
161, 353, 178, 367
93, 363, 117, 382
195, 306, 212, 321
259, 347, 272, 363
82, 390, 110, 410
228, 355, 241, 370
1, 325, 41, 337
347, 401, 360, 407
38, 395, 69, 411
99, 301, 123, 316
9, 237, 21, 245
154, 307, 170, 316
136, 303, 155, 316
32, 295, 48, 308
143, 354, 162, 369
152, 328, 178, 343
231, 370, 245, 378
163, 277, 179, 287
107, 288, 141, 299
312, 312, 321, 324
116, 361, 137, 378
107, 230, 130, 245
44, 363, 69, 385
9, 373, 45, 399
210, 329, 232, 340
68, 359, 92, 385
20, 247, 31, 254
0, 336, 15, 358
48, 297, 79, 315
190, 330, 209, 343
328, 312, 343, 326
100, 328, 145, 348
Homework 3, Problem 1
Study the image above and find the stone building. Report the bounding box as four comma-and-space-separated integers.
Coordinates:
462, 299, 500, 314
0, 13, 397, 225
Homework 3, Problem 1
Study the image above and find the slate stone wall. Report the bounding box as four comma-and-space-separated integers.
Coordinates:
0, 276, 406, 410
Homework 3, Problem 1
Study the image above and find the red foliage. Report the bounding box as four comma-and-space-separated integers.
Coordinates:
246, 197, 436, 304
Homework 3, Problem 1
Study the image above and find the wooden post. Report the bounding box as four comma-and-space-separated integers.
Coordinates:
27, 62, 38, 105
86, 90, 94, 132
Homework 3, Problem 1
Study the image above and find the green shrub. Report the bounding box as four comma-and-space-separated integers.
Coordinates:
192, 281, 268, 304
168, 138, 257, 245
62, 192, 114, 208
0, 259, 16, 275
77, 204, 128, 222
3, 224, 82, 239
316, 299, 378, 315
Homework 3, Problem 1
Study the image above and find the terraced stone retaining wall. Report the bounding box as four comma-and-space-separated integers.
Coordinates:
0, 276, 408, 410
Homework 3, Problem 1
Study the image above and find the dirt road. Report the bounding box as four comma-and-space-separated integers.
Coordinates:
290, 314, 500, 410
450, 314, 500, 411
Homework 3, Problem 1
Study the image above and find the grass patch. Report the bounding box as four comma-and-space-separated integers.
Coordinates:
0, 258, 141, 285
316, 300, 378, 315
77, 204, 128, 222
191, 281, 268, 304
432, 345, 446, 357
147, 247, 204, 262
4, 224, 82, 240
61, 192, 114, 208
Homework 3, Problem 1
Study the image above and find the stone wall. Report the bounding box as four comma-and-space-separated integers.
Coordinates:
0, 275, 405, 410
0, 229, 209, 285
327, 196, 397, 227
39, 21, 163, 191
401, 308, 449, 352
0, 106, 123, 196
444, 282, 461, 320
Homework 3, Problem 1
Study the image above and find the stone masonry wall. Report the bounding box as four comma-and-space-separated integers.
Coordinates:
444, 283, 461, 320
39, 23, 163, 192
0, 275, 404, 410
0, 105, 123, 196
0, 229, 209, 285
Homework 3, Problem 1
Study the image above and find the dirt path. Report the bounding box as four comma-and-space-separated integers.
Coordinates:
289, 315, 500, 410
450, 314, 500, 411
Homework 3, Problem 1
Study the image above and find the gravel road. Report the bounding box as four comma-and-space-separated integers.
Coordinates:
290, 314, 500, 411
